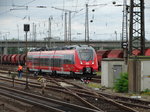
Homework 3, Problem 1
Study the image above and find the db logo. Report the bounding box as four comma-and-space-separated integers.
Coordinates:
86, 62, 89, 65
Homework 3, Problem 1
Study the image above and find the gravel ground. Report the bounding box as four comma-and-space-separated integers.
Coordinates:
101, 88, 150, 101
76, 80, 150, 102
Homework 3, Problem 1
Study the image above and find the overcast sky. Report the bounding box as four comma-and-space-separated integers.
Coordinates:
0, 0, 150, 41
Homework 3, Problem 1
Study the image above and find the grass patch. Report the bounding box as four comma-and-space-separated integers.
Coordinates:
141, 89, 150, 95
87, 82, 102, 88
96, 71, 101, 76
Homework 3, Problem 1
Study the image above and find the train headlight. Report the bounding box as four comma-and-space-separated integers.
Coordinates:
80, 61, 83, 64
92, 61, 94, 64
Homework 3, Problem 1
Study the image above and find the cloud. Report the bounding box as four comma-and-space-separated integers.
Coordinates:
72, 22, 84, 31
0, 0, 150, 41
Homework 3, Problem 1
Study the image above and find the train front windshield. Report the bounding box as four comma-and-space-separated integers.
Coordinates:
78, 49, 94, 61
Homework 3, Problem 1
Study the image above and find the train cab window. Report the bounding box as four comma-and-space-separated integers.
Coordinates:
78, 49, 94, 61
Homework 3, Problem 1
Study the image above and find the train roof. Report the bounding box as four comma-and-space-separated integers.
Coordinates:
29, 45, 93, 52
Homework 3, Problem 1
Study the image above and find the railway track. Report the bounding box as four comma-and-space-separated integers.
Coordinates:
97, 91, 150, 111
52, 78, 139, 112
0, 75, 105, 111
61, 79, 150, 112
91, 77, 101, 83
0, 74, 136, 112
0, 74, 103, 111
0, 66, 150, 112
0, 85, 100, 112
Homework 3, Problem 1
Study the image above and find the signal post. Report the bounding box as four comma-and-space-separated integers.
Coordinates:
24, 24, 30, 90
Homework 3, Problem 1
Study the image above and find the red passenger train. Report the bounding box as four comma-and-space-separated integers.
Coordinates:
26, 45, 98, 78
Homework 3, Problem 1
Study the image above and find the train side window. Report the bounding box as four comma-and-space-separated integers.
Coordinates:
63, 54, 74, 64
53, 58, 59, 67
41, 58, 49, 66
34, 58, 40, 66
48, 55, 52, 66
50, 58, 54, 66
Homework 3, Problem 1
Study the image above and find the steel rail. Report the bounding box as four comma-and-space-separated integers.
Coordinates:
0, 75, 149, 111
0, 85, 100, 112
49, 78, 103, 111
63, 79, 139, 112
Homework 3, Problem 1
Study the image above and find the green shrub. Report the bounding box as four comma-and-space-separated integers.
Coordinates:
114, 72, 128, 93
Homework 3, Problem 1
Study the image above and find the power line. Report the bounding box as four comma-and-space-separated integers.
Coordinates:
0, 10, 11, 15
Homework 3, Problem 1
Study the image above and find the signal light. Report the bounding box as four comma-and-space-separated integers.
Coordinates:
24, 24, 30, 32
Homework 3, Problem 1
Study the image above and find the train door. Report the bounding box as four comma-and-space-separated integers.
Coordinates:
51, 51, 56, 74
59, 55, 63, 71
48, 53, 52, 73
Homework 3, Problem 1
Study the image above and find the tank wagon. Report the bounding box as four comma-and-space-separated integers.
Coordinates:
96, 50, 110, 70
3, 55, 7, 64
107, 49, 123, 58
20, 54, 26, 65
1, 54, 26, 65
96, 49, 123, 71
26, 45, 98, 78
96, 48, 150, 70
144, 48, 150, 56
132, 49, 141, 56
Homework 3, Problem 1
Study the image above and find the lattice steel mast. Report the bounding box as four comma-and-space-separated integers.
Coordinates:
129, 0, 145, 55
